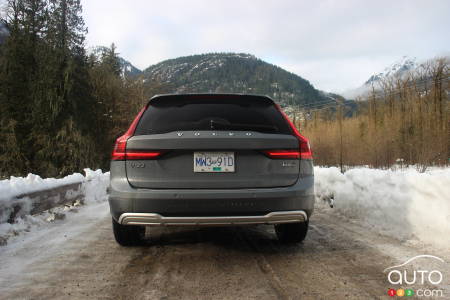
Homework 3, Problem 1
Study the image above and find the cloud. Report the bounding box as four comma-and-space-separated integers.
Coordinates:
80, 0, 450, 93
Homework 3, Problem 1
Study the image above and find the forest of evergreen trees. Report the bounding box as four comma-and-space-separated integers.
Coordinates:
0, 0, 162, 178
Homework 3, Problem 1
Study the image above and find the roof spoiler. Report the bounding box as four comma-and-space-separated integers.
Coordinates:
147, 93, 275, 106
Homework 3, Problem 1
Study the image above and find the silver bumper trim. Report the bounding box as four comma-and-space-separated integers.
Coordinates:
118, 211, 307, 226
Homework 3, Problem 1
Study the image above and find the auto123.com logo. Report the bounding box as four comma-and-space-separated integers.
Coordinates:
384, 255, 446, 297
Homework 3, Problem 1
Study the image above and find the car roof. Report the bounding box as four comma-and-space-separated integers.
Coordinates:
147, 93, 275, 105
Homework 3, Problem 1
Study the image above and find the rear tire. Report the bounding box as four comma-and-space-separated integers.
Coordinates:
112, 218, 145, 246
275, 221, 309, 243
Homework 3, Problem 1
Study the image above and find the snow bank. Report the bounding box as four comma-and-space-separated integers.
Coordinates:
82, 169, 110, 204
0, 169, 109, 245
0, 173, 86, 224
315, 166, 450, 248
0, 172, 85, 201
3, 166, 449, 249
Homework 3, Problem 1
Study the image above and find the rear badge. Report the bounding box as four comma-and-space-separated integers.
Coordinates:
282, 162, 296, 167
130, 162, 146, 168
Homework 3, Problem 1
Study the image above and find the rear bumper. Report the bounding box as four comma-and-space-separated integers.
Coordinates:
118, 210, 307, 226
109, 176, 314, 223
108, 160, 314, 224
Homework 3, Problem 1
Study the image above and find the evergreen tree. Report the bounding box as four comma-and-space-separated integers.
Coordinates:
30, 0, 100, 176
0, 0, 47, 176
0, 0, 156, 178
101, 43, 122, 76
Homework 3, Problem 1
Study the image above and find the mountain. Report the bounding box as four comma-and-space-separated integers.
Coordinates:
142, 53, 328, 106
117, 56, 142, 77
88, 46, 142, 78
364, 56, 417, 86
343, 56, 418, 99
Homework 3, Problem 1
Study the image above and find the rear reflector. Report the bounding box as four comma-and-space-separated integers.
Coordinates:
275, 104, 313, 159
263, 150, 301, 159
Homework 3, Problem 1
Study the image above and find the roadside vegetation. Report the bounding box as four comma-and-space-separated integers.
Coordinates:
300, 58, 449, 171
0, 1, 447, 178
0, 0, 166, 178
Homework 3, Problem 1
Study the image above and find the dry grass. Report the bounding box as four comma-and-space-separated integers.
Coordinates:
300, 58, 449, 171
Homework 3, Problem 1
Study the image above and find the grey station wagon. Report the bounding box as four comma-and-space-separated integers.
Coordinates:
108, 94, 315, 246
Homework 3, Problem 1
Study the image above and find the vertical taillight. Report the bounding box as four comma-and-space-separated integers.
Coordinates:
111, 135, 128, 161
275, 104, 313, 159
111, 107, 145, 161
299, 138, 313, 159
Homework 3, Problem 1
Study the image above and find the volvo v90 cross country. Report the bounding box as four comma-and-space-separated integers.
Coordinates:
108, 94, 315, 246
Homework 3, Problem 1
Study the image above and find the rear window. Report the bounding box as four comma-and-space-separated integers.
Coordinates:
134, 97, 292, 135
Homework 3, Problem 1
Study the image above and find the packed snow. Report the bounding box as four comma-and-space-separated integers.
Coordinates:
0, 172, 85, 202
314, 166, 450, 248
0, 169, 109, 246
0, 172, 86, 226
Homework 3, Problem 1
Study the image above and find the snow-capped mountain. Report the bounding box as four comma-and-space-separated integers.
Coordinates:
343, 56, 419, 99
118, 57, 142, 77
364, 56, 417, 86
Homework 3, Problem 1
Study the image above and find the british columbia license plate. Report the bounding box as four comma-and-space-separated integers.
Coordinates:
193, 152, 235, 172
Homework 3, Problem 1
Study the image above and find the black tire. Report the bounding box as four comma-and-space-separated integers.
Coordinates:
275, 221, 309, 243
112, 218, 145, 246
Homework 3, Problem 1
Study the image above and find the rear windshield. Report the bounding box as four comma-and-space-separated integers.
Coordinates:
134, 97, 292, 135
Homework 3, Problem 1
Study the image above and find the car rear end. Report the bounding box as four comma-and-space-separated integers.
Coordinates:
108, 94, 314, 245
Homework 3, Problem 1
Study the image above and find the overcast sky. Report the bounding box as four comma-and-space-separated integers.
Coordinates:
26, 1, 450, 92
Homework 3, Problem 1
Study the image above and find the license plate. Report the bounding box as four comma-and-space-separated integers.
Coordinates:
193, 152, 235, 172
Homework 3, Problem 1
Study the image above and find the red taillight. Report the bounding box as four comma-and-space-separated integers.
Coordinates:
275, 104, 313, 159
125, 151, 165, 160
112, 145, 165, 160
263, 150, 301, 159
111, 107, 145, 161
111, 135, 128, 160
299, 139, 313, 159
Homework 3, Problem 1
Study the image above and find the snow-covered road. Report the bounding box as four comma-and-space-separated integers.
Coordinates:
0, 167, 449, 299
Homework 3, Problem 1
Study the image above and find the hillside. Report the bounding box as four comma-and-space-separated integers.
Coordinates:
143, 53, 328, 106
118, 57, 142, 77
